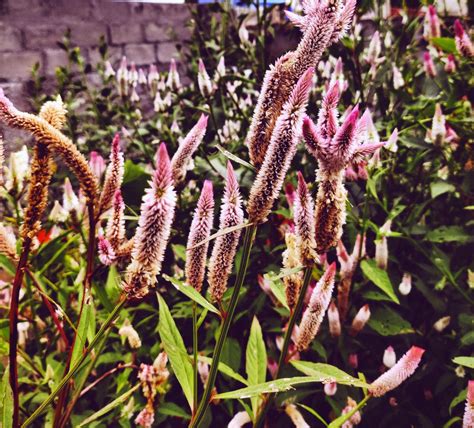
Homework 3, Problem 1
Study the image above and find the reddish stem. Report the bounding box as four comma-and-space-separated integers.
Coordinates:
9, 239, 32, 428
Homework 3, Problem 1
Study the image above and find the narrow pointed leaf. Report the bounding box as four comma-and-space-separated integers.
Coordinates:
360, 260, 399, 304
198, 356, 248, 385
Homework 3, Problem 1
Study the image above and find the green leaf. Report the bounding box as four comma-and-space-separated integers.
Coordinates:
263, 274, 290, 311
157, 293, 194, 410
431, 37, 456, 53
77, 384, 140, 426
452, 356, 474, 369
430, 181, 455, 199
70, 290, 94, 367
426, 226, 473, 244
198, 356, 248, 386
246, 317, 267, 418
290, 361, 369, 388
122, 159, 149, 184
367, 305, 415, 336
360, 260, 399, 304
0, 255, 16, 276
157, 402, 192, 420
297, 403, 328, 427
214, 376, 336, 400
449, 388, 467, 414
163, 274, 219, 315
0, 367, 13, 428
327, 396, 369, 428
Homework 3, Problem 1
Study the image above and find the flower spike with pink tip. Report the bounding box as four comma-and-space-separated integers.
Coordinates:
185, 180, 214, 293
463, 381, 474, 428
369, 346, 425, 397
123, 143, 176, 300
248, 68, 314, 224
106, 189, 126, 250
171, 114, 208, 184
208, 162, 244, 303
454, 20, 474, 58
100, 134, 124, 213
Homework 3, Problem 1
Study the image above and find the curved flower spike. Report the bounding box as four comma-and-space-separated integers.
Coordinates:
248, 68, 314, 224
208, 161, 244, 303
171, 114, 208, 184
99, 134, 124, 213
368, 346, 425, 397
463, 381, 474, 428
295, 262, 336, 351
123, 143, 176, 300
185, 180, 214, 292
294, 172, 317, 266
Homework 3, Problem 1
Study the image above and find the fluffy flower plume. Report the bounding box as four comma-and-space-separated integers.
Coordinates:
423, 5, 441, 40
303, 83, 383, 253
123, 143, 176, 300
0, 89, 98, 205
463, 381, 474, 428
349, 304, 370, 336
171, 114, 208, 184
106, 189, 126, 250
100, 134, 124, 213
38, 96, 67, 130
294, 172, 317, 266
368, 346, 425, 397
208, 162, 244, 303
295, 263, 336, 351
327, 300, 341, 337
0, 222, 17, 260
185, 180, 214, 292
246, 0, 354, 167
282, 232, 304, 311
336, 234, 364, 320
247, 68, 314, 224
454, 20, 474, 58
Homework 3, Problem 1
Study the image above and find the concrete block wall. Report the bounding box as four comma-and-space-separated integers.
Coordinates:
0, 0, 193, 112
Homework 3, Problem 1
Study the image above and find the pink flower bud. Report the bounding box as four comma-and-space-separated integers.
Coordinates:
348, 353, 358, 369
399, 273, 412, 296
166, 59, 181, 91
369, 346, 425, 397
328, 301, 341, 337
349, 304, 371, 336
100, 134, 124, 213
423, 51, 437, 78
89, 151, 106, 179
444, 54, 456, 74
268, 357, 278, 379
63, 177, 80, 213
116, 56, 129, 97
228, 411, 251, 428
98, 232, 116, 266
383, 346, 397, 368
197, 58, 214, 97
423, 5, 441, 40
324, 381, 337, 396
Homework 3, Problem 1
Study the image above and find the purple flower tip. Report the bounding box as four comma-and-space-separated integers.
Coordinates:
454, 19, 464, 37
198, 114, 209, 128
423, 51, 431, 60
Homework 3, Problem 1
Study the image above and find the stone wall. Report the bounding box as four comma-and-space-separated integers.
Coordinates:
0, 0, 192, 111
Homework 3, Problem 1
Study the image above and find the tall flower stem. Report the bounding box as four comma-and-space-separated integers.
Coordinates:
9, 240, 32, 428
22, 296, 126, 427
190, 224, 257, 428
192, 302, 199, 415
254, 265, 313, 428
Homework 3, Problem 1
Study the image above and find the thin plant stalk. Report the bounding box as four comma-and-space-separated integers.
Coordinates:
254, 266, 313, 428
9, 241, 32, 428
21, 296, 126, 428
192, 302, 199, 415
190, 224, 257, 428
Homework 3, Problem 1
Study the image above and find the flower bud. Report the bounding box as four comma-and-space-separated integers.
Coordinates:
349, 304, 371, 336
383, 346, 397, 368
399, 273, 412, 296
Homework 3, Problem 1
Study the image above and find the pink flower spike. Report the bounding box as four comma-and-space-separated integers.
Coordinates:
98, 233, 116, 266
106, 189, 126, 250
463, 380, 474, 428
330, 104, 360, 168
454, 20, 474, 58
349, 304, 371, 336
100, 133, 124, 213
185, 180, 214, 292
444, 54, 456, 74
171, 114, 208, 184
285, 182, 296, 208
423, 51, 437, 78
302, 115, 325, 160
369, 346, 425, 397
317, 80, 340, 140
89, 151, 106, 180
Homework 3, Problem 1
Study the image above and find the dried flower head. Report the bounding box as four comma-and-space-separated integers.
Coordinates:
294, 172, 317, 266
349, 304, 370, 336
171, 114, 208, 184
123, 143, 176, 300
100, 134, 124, 213
341, 396, 362, 426
208, 162, 244, 303
185, 180, 214, 292
295, 263, 336, 351
38, 96, 67, 130
282, 232, 303, 310
247, 68, 314, 224
369, 346, 425, 397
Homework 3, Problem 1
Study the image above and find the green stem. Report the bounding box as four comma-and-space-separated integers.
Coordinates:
189, 224, 257, 428
254, 266, 313, 428
21, 296, 126, 427
192, 302, 199, 415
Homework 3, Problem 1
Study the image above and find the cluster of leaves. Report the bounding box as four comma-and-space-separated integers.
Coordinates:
0, 1, 473, 427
